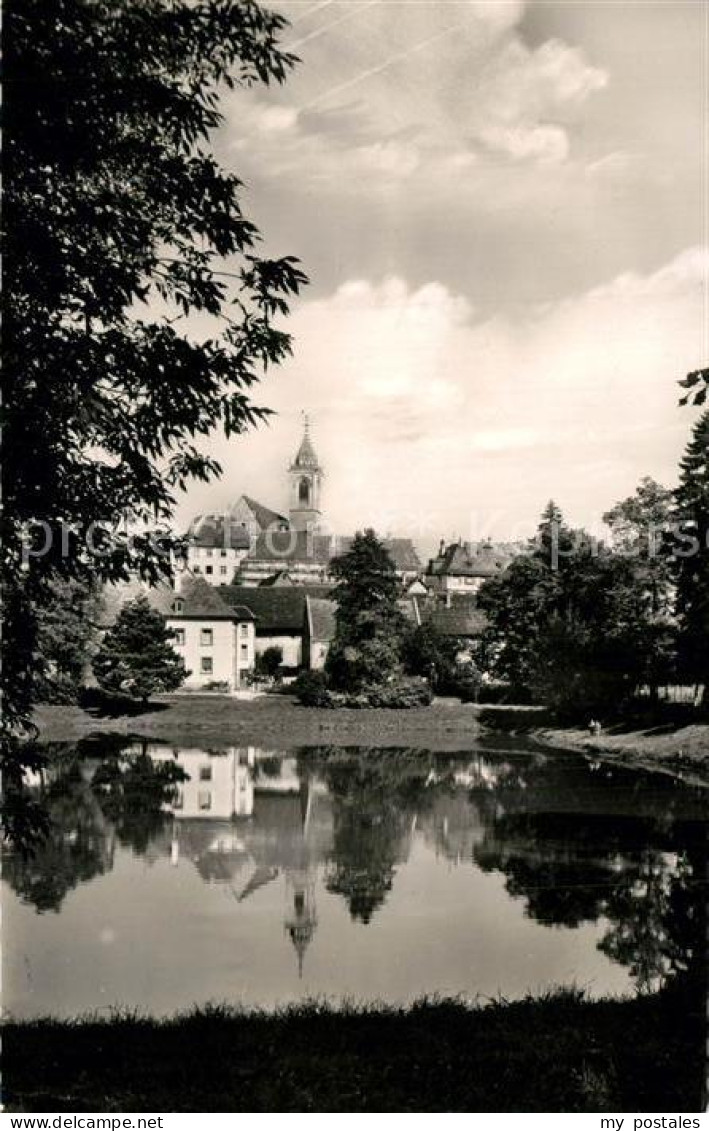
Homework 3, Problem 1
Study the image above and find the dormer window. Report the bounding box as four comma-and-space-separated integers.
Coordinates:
172, 598, 184, 614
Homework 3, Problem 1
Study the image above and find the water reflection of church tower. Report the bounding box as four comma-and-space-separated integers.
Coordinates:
284, 870, 318, 977
283, 773, 319, 977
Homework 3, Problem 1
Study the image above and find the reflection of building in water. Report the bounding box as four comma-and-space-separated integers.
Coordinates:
285, 867, 318, 978
145, 747, 331, 976
147, 745, 256, 819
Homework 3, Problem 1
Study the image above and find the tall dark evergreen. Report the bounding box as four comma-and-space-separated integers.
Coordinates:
3, 0, 306, 740
673, 411, 709, 700
325, 530, 405, 691
93, 597, 186, 702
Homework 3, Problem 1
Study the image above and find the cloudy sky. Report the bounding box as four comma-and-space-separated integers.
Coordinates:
175, 0, 707, 550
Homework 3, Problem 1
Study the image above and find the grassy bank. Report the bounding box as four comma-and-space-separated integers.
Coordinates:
477, 705, 709, 782
3, 986, 704, 1112
33, 693, 483, 750
33, 696, 709, 777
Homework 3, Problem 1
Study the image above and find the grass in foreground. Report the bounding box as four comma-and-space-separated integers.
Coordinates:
3, 985, 704, 1112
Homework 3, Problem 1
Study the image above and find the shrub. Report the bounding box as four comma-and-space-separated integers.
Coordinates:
292, 670, 330, 706
202, 680, 230, 693
255, 646, 284, 680
294, 672, 433, 709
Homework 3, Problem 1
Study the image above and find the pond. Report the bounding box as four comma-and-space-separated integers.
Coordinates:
3, 738, 707, 1018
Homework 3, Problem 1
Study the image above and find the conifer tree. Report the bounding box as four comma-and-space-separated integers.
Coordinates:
673, 411, 709, 700
93, 597, 186, 702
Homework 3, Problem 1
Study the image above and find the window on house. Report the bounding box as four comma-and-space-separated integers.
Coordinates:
240, 643, 249, 659
172, 599, 183, 614
205, 565, 213, 576
220, 549, 227, 557
200, 629, 213, 646
173, 628, 185, 646
198, 791, 212, 811
205, 548, 213, 557
193, 565, 201, 573
200, 656, 213, 674
199, 765, 212, 782
173, 790, 184, 810
220, 566, 227, 575
239, 623, 249, 637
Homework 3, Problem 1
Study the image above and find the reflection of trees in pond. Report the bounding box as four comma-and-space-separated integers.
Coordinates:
301, 747, 438, 924
3, 763, 116, 913
474, 809, 705, 993
2, 743, 187, 912
92, 752, 186, 854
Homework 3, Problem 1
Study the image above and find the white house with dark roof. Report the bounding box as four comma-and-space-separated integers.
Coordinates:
149, 574, 256, 691
219, 583, 332, 669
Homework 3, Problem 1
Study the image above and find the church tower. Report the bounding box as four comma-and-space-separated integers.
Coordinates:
289, 415, 323, 532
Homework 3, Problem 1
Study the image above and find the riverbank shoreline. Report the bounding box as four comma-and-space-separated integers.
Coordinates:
534, 722, 709, 782
473, 704, 709, 783
33, 696, 709, 779
3, 986, 703, 1112
32, 694, 485, 751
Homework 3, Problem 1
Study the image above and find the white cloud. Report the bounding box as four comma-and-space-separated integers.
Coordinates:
467, 37, 607, 162
222, 4, 608, 180
176, 246, 708, 543
476, 123, 569, 164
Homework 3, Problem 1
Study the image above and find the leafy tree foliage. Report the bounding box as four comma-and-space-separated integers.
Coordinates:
305, 747, 434, 923
93, 597, 186, 701
673, 411, 709, 698
325, 530, 406, 691
479, 500, 675, 715
402, 622, 458, 686
478, 502, 571, 696
35, 579, 105, 703
679, 368, 709, 407
402, 621, 482, 698
603, 477, 674, 555
602, 477, 676, 702
3, 741, 187, 910
255, 644, 284, 679
4, 0, 306, 739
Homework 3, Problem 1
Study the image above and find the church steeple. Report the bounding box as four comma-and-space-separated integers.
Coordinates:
289, 414, 323, 532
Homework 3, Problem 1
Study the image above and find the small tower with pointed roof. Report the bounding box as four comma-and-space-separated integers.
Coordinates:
289, 414, 323, 532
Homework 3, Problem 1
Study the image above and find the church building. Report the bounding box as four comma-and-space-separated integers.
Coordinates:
183, 418, 422, 588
